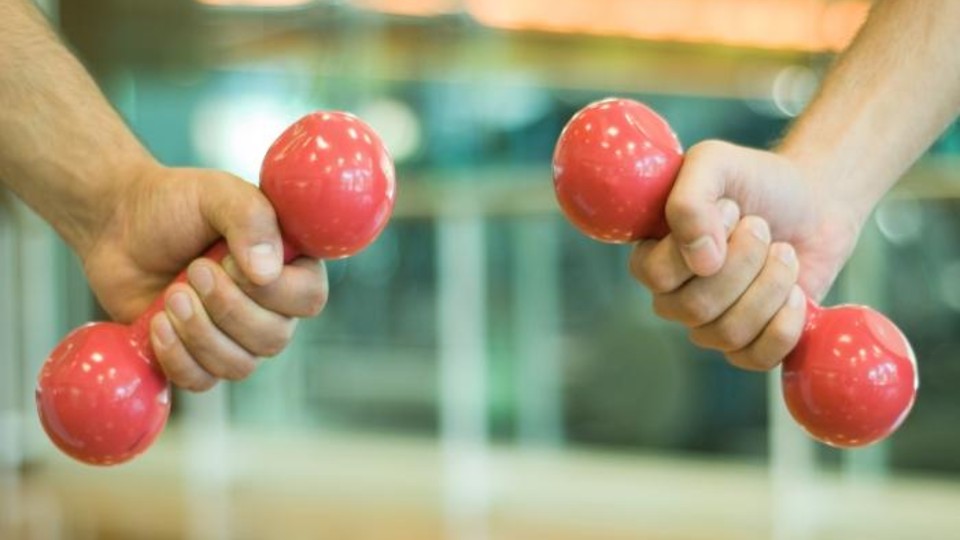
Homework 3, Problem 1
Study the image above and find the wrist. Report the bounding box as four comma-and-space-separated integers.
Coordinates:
66, 151, 161, 261
774, 141, 874, 235
775, 145, 869, 286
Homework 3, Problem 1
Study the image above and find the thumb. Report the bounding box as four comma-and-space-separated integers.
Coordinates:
665, 140, 743, 276
197, 170, 283, 285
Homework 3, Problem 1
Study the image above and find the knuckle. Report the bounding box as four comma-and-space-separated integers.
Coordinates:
256, 341, 283, 359
676, 290, 717, 326
199, 279, 229, 313
160, 357, 214, 392
752, 350, 783, 371
687, 328, 714, 351
214, 355, 256, 381
713, 319, 754, 351
636, 264, 664, 292
734, 233, 768, 267
209, 297, 243, 330
665, 196, 697, 225
651, 295, 675, 321
173, 312, 207, 347
725, 351, 767, 372
256, 323, 295, 358
160, 361, 192, 389
728, 347, 779, 372
634, 259, 676, 294
156, 347, 184, 376
229, 360, 257, 381
764, 317, 803, 355
766, 275, 793, 303
304, 281, 329, 317
182, 339, 244, 381
184, 375, 217, 393
240, 191, 277, 224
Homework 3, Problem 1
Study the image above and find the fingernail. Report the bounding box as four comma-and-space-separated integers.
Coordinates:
168, 291, 193, 321
788, 285, 804, 308
152, 315, 176, 348
748, 217, 770, 243
774, 243, 797, 266
249, 243, 280, 280
188, 263, 214, 296
681, 235, 720, 272
718, 199, 739, 232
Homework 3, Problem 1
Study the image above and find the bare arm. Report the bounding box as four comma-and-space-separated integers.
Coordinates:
0, 0, 154, 257
0, 0, 327, 392
636, 0, 960, 370
779, 0, 960, 225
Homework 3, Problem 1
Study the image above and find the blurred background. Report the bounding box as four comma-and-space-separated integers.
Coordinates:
3, 0, 960, 538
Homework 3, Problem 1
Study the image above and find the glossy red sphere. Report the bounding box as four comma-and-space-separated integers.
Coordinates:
553, 97, 918, 448
553, 98, 682, 243
782, 303, 917, 448
37, 110, 396, 466
260, 111, 397, 259
36, 322, 171, 465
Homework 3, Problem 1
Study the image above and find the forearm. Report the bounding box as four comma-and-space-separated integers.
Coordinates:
778, 0, 960, 226
0, 0, 155, 256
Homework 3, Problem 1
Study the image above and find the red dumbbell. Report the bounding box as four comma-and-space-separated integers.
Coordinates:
552, 98, 917, 448
36, 111, 396, 465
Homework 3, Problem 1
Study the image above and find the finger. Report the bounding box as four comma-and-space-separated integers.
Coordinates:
717, 199, 741, 239
196, 170, 283, 285
665, 140, 740, 276
187, 259, 298, 358
630, 198, 740, 293
629, 237, 691, 294
149, 313, 217, 392
221, 256, 329, 318
689, 242, 800, 351
162, 283, 258, 381
726, 285, 807, 371
653, 216, 771, 326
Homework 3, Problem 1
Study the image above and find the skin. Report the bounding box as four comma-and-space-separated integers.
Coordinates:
630, 0, 960, 371
0, 0, 328, 391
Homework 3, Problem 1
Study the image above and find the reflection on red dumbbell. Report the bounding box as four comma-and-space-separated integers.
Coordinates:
552, 98, 917, 448
36, 111, 396, 465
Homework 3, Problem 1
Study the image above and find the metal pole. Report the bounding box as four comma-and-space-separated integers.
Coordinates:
769, 369, 821, 540
513, 217, 563, 446
438, 214, 491, 540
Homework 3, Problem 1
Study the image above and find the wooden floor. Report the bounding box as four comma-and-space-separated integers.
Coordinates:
4, 428, 960, 539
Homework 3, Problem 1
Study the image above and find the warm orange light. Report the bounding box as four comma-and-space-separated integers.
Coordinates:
197, 0, 312, 7
465, 0, 871, 52
821, 1, 871, 51
351, 0, 460, 17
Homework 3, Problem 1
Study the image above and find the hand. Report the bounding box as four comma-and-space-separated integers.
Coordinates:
629, 141, 864, 370
81, 162, 328, 391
